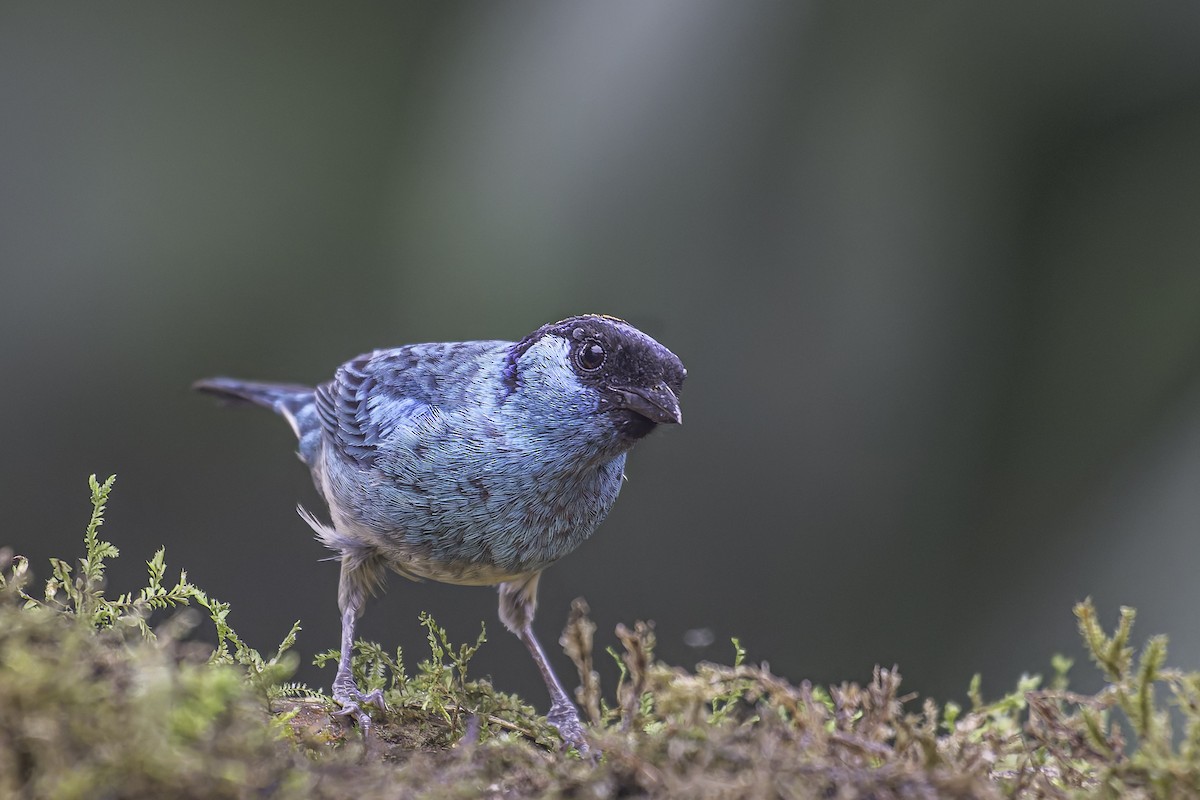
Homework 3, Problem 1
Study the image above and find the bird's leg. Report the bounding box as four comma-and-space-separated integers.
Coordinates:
331, 605, 387, 728
331, 552, 387, 733
498, 573, 589, 752
518, 622, 589, 751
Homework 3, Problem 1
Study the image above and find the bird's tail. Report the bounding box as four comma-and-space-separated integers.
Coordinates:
193, 377, 317, 444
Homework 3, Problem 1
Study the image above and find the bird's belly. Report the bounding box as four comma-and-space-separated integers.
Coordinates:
320, 453, 627, 586
377, 545, 535, 586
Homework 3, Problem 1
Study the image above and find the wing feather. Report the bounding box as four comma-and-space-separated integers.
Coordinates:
314, 341, 505, 466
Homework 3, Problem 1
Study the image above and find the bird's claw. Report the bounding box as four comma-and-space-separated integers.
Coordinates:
547, 703, 592, 756
332, 684, 388, 733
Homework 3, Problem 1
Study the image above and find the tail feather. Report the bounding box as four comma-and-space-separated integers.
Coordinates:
193, 377, 317, 444
193, 377, 310, 407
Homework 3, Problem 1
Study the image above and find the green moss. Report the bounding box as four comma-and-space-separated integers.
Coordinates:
0, 596, 304, 798
4, 475, 1200, 798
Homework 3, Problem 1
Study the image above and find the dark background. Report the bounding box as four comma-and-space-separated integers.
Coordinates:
5, 2, 1200, 707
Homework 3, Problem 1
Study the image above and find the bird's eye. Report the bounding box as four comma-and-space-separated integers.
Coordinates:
576, 341, 606, 372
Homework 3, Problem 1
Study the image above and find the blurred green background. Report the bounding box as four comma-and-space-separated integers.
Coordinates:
5, 2, 1200, 706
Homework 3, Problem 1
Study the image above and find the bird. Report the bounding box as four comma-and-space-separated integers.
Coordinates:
194, 314, 685, 750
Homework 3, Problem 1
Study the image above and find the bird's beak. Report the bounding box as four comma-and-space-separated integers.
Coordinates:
616, 382, 682, 425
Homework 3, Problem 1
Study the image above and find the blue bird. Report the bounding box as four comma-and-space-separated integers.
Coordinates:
194, 315, 685, 749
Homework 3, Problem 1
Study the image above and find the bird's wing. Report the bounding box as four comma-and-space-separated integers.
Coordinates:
314, 341, 506, 466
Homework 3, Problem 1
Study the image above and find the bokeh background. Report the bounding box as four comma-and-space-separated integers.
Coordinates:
5, 2, 1200, 707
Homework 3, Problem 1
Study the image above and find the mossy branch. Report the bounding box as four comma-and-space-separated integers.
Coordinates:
9, 476, 1200, 798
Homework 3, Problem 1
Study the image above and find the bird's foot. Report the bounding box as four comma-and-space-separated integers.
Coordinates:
547, 702, 592, 756
332, 681, 387, 734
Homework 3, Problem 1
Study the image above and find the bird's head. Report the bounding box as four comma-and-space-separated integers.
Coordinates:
504, 315, 685, 443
